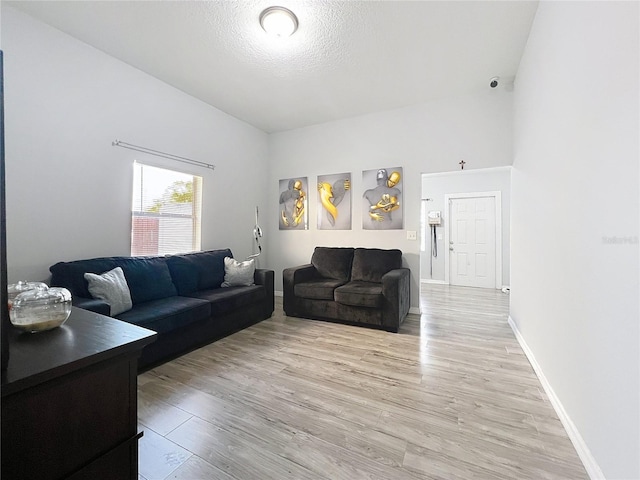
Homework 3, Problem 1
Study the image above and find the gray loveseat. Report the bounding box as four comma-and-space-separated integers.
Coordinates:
50, 248, 274, 370
283, 247, 410, 332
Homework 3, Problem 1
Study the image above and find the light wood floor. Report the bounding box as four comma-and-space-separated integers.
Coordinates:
137, 284, 588, 480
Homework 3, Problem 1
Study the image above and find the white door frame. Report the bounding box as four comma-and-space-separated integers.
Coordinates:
444, 191, 502, 289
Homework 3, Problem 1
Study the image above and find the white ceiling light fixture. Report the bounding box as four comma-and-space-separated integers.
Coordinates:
259, 6, 299, 38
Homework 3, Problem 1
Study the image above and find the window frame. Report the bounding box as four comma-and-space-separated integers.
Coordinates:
130, 162, 203, 256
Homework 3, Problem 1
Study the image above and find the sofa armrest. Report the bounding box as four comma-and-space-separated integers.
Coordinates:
381, 268, 411, 331
254, 268, 273, 286
282, 264, 317, 315
283, 264, 317, 284
254, 268, 275, 316
72, 296, 111, 316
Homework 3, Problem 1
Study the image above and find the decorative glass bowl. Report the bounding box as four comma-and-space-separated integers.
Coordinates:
7, 281, 48, 309
9, 285, 72, 333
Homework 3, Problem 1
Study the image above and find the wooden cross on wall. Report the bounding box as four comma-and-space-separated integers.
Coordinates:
459, 160, 466, 170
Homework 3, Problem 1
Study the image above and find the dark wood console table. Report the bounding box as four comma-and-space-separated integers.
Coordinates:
1, 307, 156, 480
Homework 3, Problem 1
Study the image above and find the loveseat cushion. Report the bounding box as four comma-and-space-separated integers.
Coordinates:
294, 279, 346, 300
185, 285, 266, 317
116, 296, 210, 334
334, 281, 383, 308
351, 248, 402, 283
166, 249, 232, 294
311, 247, 354, 282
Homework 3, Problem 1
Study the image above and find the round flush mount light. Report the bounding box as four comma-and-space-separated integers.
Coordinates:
260, 6, 299, 37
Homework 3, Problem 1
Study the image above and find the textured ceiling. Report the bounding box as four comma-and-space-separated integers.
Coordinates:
7, 1, 539, 133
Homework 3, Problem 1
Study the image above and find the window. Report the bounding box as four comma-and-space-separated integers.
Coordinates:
131, 162, 202, 256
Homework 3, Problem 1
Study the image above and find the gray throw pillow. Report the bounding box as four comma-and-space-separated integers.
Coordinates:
221, 257, 255, 287
84, 267, 133, 316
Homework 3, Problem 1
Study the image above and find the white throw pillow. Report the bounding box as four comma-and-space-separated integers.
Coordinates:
221, 257, 255, 287
84, 267, 133, 316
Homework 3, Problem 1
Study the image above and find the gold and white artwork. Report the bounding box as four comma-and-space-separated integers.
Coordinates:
278, 177, 308, 230
362, 167, 403, 230
317, 173, 351, 230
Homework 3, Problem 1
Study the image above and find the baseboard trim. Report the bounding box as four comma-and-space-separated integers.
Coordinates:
507, 316, 604, 480
420, 279, 448, 285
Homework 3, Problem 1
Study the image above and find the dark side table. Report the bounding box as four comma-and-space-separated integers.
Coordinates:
1, 307, 156, 480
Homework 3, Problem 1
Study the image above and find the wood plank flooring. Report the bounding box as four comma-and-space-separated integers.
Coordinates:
137, 284, 588, 479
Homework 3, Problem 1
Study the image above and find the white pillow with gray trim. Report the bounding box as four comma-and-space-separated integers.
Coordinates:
221, 257, 255, 287
84, 267, 133, 316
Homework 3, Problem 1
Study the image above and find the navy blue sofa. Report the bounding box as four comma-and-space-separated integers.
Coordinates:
50, 249, 274, 370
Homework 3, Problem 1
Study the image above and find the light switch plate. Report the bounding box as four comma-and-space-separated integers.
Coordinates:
406, 230, 417, 240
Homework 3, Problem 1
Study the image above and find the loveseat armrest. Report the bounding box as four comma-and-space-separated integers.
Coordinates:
282, 264, 317, 316
72, 296, 111, 316
254, 268, 275, 316
381, 268, 411, 332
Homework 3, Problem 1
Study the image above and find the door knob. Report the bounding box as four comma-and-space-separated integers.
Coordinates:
449, 241, 453, 245
449, 246, 454, 251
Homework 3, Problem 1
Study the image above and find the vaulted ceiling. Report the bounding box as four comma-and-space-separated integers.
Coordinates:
7, 1, 538, 133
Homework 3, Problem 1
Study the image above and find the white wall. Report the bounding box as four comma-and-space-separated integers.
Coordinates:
421, 167, 510, 285
2, 6, 269, 283
268, 90, 513, 308
511, 2, 639, 479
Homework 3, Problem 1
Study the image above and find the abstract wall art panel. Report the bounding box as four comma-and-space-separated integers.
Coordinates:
317, 173, 351, 230
279, 177, 308, 230
362, 167, 403, 230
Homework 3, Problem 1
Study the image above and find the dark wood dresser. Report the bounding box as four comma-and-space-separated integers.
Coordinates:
1, 307, 156, 479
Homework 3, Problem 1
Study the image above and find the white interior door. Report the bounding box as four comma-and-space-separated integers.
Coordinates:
449, 196, 496, 288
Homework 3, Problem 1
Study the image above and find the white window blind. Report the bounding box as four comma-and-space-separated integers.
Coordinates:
131, 162, 202, 256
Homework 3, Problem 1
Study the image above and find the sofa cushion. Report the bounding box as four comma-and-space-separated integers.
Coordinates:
50, 255, 177, 304
334, 281, 383, 308
294, 279, 346, 300
165, 255, 199, 295
167, 249, 232, 294
84, 267, 133, 316
116, 257, 177, 304
351, 248, 402, 283
116, 296, 210, 334
221, 257, 255, 287
311, 247, 354, 282
51, 258, 119, 298
185, 285, 266, 317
